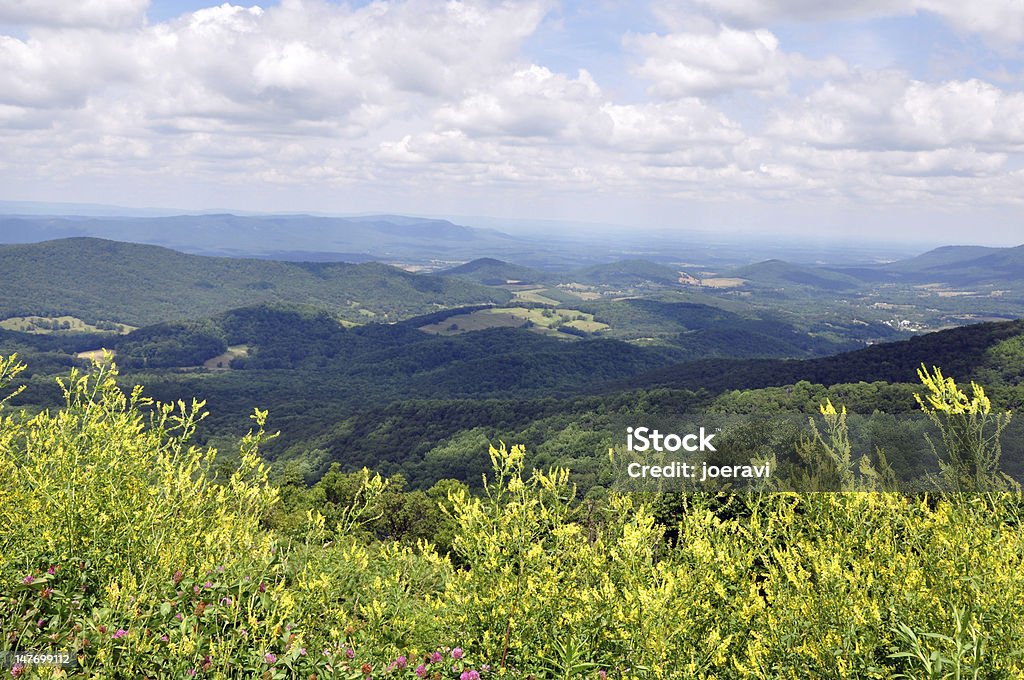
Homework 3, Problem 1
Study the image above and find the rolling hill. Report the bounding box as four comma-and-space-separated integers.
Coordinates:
7, 300, 1023, 487
567, 259, 683, 287
835, 243, 1024, 286
0, 238, 511, 325
720, 244, 1024, 291
881, 244, 1024, 285
730, 259, 864, 291
438, 258, 546, 285
617, 317, 1024, 395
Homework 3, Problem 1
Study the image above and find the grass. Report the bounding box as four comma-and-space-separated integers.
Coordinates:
555, 283, 603, 300
699, 277, 747, 289
563, 319, 607, 332
203, 344, 250, 370
419, 310, 527, 334
512, 289, 563, 306
76, 348, 119, 361
0, 315, 134, 334
418, 307, 609, 337
4, 358, 1024, 678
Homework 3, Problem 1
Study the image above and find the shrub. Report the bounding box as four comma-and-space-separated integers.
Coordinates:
2, 357, 1024, 678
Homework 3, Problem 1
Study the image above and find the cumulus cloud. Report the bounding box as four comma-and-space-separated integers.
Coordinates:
919, 0, 1024, 44
378, 71, 748, 191
137, 0, 552, 127
668, 0, 914, 25
601, 100, 744, 151
0, 1, 553, 124
628, 25, 845, 97
766, 72, 1024, 150
670, 0, 1024, 45
435, 66, 605, 139
0, 33, 137, 108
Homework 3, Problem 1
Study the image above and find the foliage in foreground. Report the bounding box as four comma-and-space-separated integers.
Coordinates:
2, 355, 1024, 678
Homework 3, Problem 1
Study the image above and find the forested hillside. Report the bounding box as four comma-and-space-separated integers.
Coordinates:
624, 318, 1024, 396
438, 258, 547, 285
5, 303, 1022, 490
0, 238, 510, 325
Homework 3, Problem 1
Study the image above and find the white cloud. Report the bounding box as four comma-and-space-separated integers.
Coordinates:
767, 72, 1024, 151
672, 0, 1024, 45
601, 100, 744, 151
672, 0, 913, 25
628, 25, 845, 97
146, 0, 552, 128
435, 66, 605, 139
0, 1, 551, 127
0, 0, 148, 30
918, 0, 1024, 44
0, 32, 138, 108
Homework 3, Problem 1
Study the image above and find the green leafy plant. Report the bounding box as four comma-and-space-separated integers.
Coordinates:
916, 365, 1016, 492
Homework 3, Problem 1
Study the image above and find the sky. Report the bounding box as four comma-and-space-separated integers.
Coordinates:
1, 0, 1024, 245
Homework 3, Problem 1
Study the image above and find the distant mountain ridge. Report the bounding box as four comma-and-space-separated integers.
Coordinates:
876, 244, 1024, 284
726, 243, 1024, 290
0, 213, 530, 262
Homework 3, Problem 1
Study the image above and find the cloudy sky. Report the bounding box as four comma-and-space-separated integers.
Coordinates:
2, 0, 1024, 244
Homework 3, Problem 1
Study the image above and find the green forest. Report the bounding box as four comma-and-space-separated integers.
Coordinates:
5, 303, 1024, 492
3, 237, 1024, 677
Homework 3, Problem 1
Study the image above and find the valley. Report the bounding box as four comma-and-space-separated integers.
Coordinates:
1, 219, 1022, 492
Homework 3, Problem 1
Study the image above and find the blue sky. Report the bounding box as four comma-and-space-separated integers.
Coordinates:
2, 0, 1024, 244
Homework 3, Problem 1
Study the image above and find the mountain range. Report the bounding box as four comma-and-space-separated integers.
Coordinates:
0, 213, 543, 263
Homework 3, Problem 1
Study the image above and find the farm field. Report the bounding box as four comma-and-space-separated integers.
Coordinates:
511, 288, 563, 306
418, 306, 609, 337
0, 315, 133, 334
204, 344, 250, 370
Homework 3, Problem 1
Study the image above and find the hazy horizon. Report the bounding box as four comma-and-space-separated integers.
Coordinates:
3, 1, 1024, 246
3, 199, 1009, 254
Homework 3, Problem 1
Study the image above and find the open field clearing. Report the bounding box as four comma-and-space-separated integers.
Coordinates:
555, 283, 603, 300
419, 306, 609, 337
512, 288, 563, 305
563, 318, 608, 332
418, 310, 527, 334
204, 344, 250, 370
1, 315, 134, 334
698, 277, 747, 288
76, 348, 118, 361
